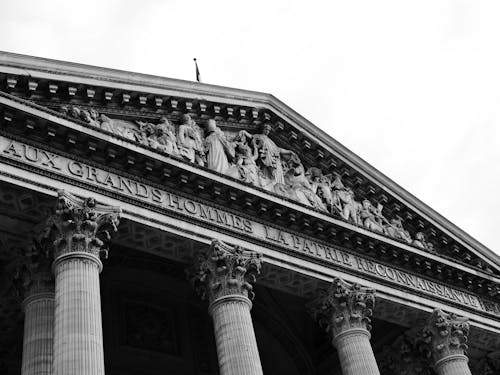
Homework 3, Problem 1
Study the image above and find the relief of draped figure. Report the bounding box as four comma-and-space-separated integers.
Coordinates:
136, 117, 180, 156
177, 114, 205, 166
204, 119, 235, 174
251, 123, 295, 190
64, 105, 426, 251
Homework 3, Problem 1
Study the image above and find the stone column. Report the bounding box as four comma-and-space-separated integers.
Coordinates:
308, 277, 380, 375
189, 239, 263, 375
19, 230, 54, 375
48, 191, 121, 375
417, 309, 472, 375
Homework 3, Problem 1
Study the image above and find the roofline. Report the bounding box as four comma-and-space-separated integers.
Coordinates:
0, 50, 498, 267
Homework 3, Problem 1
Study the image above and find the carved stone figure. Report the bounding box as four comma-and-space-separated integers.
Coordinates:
337, 188, 361, 225
251, 123, 294, 189
53, 106, 434, 251
135, 120, 155, 146
154, 117, 179, 156
80, 109, 100, 127
100, 114, 114, 133
413, 232, 434, 252
385, 218, 412, 243
177, 114, 205, 166
204, 119, 234, 174
232, 130, 260, 186
280, 154, 327, 211
69, 106, 81, 119
359, 199, 385, 233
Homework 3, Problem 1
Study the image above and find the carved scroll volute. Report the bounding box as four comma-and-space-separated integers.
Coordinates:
189, 239, 262, 304
48, 190, 121, 263
308, 278, 375, 338
417, 309, 470, 365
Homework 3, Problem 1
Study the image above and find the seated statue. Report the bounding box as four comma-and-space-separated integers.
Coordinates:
385, 218, 412, 243
154, 117, 180, 156
80, 109, 100, 128
232, 130, 260, 186
135, 120, 156, 146
412, 232, 434, 252
276, 154, 327, 211
336, 187, 361, 225
359, 199, 385, 233
251, 123, 295, 190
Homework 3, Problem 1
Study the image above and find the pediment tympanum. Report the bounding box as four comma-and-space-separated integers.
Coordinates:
55, 105, 430, 250
0, 52, 499, 299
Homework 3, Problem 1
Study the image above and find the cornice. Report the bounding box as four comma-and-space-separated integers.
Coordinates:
0, 50, 498, 272
1, 91, 499, 295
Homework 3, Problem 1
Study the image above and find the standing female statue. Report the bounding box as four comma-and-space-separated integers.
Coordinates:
177, 114, 205, 166
204, 119, 234, 174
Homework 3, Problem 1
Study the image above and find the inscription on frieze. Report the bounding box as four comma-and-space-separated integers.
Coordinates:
1, 135, 499, 317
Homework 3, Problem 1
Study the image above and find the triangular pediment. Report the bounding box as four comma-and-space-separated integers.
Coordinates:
0, 51, 499, 293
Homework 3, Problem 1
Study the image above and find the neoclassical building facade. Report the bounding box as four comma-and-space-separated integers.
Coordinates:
0, 51, 499, 375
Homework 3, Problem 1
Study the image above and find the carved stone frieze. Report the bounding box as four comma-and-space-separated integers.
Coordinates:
416, 309, 470, 365
56, 104, 440, 254
46, 190, 121, 264
307, 277, 375, 338
188, 239, 262, 303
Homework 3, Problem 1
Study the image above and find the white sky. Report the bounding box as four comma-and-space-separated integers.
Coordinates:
0, 1, 499, 254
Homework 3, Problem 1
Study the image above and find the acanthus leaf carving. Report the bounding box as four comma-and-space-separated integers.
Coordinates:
307, 277, 375, 338
416, 309, 470, 365
188, 239, 262, 303
47, 190, 121, 262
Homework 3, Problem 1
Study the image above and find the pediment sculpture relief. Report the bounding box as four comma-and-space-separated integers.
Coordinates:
60, 105, 435, 252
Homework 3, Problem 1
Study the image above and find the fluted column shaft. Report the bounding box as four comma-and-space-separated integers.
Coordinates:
333, 328, 380, 375
435, 354, 472, 375
190, 239, 263, 375
21, 292, 54, 375
47, 191, 121, 375
53, 255, 104, 375
209, 296, 263, 375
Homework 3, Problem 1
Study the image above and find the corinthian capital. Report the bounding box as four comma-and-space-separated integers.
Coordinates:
13, 220, 55, 299
189, 239, 262, 304
48, 190, 121, 262
417, 309, 469, 365
308, 278, 375, 338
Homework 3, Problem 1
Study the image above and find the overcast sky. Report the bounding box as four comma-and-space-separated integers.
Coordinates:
0, 1, 499, 254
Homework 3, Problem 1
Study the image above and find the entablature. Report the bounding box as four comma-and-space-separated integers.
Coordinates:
0, 65, 496, 277
1, 90, 499, 308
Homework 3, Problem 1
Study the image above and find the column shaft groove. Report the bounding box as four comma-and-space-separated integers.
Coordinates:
210, 297, 263, 375
334, 329, 380, 375
21, 294, 54, 375
53, 258, 104, 375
